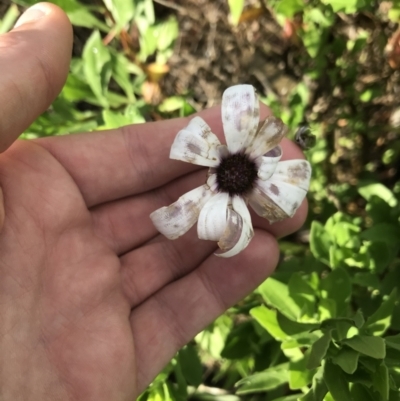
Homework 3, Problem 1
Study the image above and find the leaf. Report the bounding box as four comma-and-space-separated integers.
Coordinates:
342, 336, 386, 359
323, 360, 352, 401
258, 278, 301, 321
0, 4, 19, 34
277, 313, 319, 336
320, 268, 352, 316
228, 0, 245, 25
82, 30, 112, 107
250, 305, 288, 340
177, 344, 203, 387
275, 0, 305, 17
288, 273, 317, 317
385, 334, 400, 351
289, 350, 316, 389
221, 321, 258, 359
103, 0, 135, 30
299, 364, 328, 401
332, 347, 359, 374
360, 224, 400, 244
372, 363, 389, 401
307, 331, 332, 370
365, 289, 397, 336
310, 221, 331, 266
320, 0, 370, 14
235, 364, 289, 394
358, 183, 398, 208
350, 383, 377, 401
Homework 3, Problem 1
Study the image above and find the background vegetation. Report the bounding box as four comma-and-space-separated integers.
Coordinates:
1, 0, 400, 400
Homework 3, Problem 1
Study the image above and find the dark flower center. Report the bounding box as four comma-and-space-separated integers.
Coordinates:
216, 153, 258, 196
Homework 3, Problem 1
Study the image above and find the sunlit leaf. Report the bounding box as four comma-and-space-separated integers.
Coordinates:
342, 336, 386, 359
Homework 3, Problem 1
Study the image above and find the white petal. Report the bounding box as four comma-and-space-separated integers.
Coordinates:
221, 85, 260, 154
216, 196, 254, 258
271, 160, 311, 191
150, 185, 213, 239
249, 179, 307, 223
256, 146, 282, 181
197, 192, 230, 241
170, 116, 222, 167
247, 116, 288, 159
206, 173, 219, 192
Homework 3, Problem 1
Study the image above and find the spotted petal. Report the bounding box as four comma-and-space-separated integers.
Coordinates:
198, 192, 230, 241
216, 196, 254, 258
170, 116, 222, 167
256, 146, 282, 181
249, 178, 307, 223
221, 85, 260, 154
150, 185, 213, 239
271, 160, 311, 191
247, 116, 288, 159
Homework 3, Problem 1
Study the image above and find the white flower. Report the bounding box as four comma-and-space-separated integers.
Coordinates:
150, 85, 311, 258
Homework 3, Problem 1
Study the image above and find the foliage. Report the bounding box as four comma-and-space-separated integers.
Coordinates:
2, 0, 400, 400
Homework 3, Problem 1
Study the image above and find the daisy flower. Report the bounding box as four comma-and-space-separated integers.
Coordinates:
150, 84, 311, 258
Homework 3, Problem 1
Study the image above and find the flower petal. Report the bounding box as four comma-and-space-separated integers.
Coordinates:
271, 160, 311, 191
222, 85, 260, 154
249, 179, 307, 223
170, 116, 222, 167
150, 185, 213, 239
206, 173, 219, 192
197, 192, 230, 241
256, 146, 282, 181
216, 196, 254, 258
247, 116, 288, 159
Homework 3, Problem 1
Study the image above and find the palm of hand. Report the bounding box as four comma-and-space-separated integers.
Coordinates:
0, 141, 135, 400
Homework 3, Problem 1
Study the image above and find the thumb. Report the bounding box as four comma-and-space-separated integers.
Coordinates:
0, 2, 72, 152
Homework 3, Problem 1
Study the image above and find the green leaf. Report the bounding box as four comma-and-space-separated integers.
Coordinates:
0, 4, 19, 34
258, 278, 301, 321
332, 347, 359, 374
103, 0, 135, 30
82, 30, 112, 107
299, 365, 328, 401
158, 96, 185, 112
323, 360, 352, 401
307, 331, 332, 369
250, 305, 287, 340
221, 321, 258, 359
235, 364, 289, 394
342, 336, 386, 359
289, 350, 316, 389
365, 289, 397, 336
321, 0, 370, 13
288, 273, 316, 317
350, 383, 377, 401
310, 221, 331, 266
372, 363, 389, 401
228, 0, 245, 25
110, 51, 135, 102
320, 268, 351, 316
177, 344, 203, 387
358, 183, 398, 208
275, 0, 305, 17
385, 334, 400, 351
360, 224, 400, 245
277, 313, 319, 336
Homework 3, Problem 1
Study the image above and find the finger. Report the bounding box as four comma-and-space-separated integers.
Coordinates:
91, 137, 307, 255
0, 3, 72, 152
129, 229, 279, 392
39, 104, 272, 207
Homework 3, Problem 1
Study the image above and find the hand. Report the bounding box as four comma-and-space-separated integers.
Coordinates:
0, 3, 307, 400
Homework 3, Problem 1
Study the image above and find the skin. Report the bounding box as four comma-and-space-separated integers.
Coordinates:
0, 3, 308, 400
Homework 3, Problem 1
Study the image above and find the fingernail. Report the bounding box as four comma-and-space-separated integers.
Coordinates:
14, 4, 48, 28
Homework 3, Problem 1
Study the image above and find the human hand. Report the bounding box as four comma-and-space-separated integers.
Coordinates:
0, 3, 307, 400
